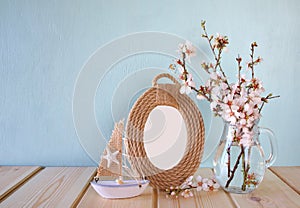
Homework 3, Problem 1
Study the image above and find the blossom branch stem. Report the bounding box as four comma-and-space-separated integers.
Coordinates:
201, 21, 230, 88
181, 52, 189, 80
225, 145, 244, 188
191, 86, 212, 102
182, 53, 186, 72
259, 94, 280, 113
227, 145, 231, 178
216, 49, 227, 80
201, 23, 218, 71
241, 147, 247, 191
250, 43, 256, 78
236, 55, 242, 87
180, 51, 212, 102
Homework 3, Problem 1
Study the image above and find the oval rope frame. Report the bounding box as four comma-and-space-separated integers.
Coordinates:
125, 73, 205, 189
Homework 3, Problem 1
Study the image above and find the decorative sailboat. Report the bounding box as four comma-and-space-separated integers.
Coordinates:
90, 120, 150, 199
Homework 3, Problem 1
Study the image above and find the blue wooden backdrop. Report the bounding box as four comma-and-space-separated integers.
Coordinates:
0, 0, 299, 166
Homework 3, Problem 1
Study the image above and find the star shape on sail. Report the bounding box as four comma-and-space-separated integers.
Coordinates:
102, 147, 120, 168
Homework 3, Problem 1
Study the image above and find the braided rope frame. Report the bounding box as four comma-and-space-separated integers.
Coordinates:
125, 73, 205, 189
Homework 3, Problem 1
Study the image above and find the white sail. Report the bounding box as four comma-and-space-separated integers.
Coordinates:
91, 120, 149, 199
95, 120, 123, 179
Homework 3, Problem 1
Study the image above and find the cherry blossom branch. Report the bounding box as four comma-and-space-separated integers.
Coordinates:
216, 49, 226, 78
241, 147, 248, 191
170, 20, 280, 193
259, 94, 280, 113
236, 55, 242, 87
191, 86, 212, 102
201, 22, 225, 77
250, 42, 257, 79
227, 145, 231, 178
175, 50, 212, 102
182, 53, 187, 73
165, 176, 220, 198
201, 21, 218, 71
201, 21, 230, 88
225, 145, 244, 188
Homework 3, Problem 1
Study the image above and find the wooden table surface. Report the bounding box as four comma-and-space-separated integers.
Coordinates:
0, 166, 299, 208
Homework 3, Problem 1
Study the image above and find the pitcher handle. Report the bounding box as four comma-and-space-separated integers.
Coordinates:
259, 127, 278, 167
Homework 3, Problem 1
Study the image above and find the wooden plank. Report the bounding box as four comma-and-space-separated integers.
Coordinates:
77, 184, 153, 208
157, 168, 235, 208
0, 167, 95, 207
270, 166, 300, 194
0, 166, 42, 201
230, 169, 300, 208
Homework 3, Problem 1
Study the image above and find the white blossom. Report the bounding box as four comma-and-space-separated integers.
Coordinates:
197, 94, 206, 100
180, 83, 192, 94
171, 40, 276, 148
178, 40, 196, 62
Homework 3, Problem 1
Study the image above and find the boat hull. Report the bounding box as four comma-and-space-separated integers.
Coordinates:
90, 180, 150, 199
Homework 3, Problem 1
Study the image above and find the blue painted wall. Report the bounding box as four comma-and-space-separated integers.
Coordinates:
0, 0, 299, 166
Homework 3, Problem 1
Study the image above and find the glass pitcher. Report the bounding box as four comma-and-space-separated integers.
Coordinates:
213, 120, 277, 194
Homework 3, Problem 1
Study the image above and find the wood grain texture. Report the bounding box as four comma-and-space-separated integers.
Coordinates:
0, 166, 42, 201
157, 168, 235, 208
77, 185, 153, 208
270, 166, 300, 194
230, 169, 300, 208
1, 166, 299, 207
0, 167, 95, 208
